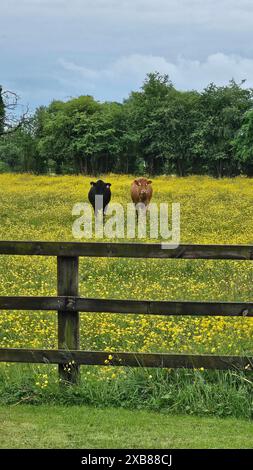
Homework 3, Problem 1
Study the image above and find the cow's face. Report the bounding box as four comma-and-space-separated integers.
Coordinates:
90, 180, 111, 194
134, 179, 152, 200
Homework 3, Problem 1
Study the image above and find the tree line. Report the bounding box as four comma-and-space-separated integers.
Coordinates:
1, 73, 253, 177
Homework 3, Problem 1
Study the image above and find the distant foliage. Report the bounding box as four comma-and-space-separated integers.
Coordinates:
1, 73, 253, 176
0, 86, 5, 136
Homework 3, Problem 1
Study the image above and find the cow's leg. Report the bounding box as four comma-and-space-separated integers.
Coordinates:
136, 202, 147, 224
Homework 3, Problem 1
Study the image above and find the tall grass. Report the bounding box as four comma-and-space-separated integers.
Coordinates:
0, 364, 252, 419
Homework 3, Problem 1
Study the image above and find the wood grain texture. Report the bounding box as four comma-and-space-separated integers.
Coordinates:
0, 348, 252, 371
0, 240, 252, 259
57, 256, 79, 384
0, 296, 252, 317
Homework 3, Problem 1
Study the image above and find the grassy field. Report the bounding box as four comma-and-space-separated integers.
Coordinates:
0, 174, 252, 418
0, 405, 252, 449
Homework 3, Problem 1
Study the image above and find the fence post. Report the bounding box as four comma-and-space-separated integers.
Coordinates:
57, 256, 79, 384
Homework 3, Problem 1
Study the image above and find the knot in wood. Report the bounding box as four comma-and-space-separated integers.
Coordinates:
66, 297, 76, 310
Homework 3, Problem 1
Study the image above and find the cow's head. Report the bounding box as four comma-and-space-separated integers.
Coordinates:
134, 178, 152, 200
90, 180, 111, 194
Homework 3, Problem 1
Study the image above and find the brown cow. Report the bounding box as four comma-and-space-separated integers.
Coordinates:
130, 178, 153, 215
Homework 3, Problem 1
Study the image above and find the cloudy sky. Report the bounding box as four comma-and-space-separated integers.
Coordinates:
1, 0, 253, 110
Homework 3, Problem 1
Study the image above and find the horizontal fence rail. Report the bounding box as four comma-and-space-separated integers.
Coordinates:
0, 348, 252, 371
0, 296, 253, 317
0, 240, 253, 259
0, 241, 252, 383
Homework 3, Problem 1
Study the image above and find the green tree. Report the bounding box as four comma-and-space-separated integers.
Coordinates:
70, 102, 124, 174
126, 72, 176, 174
40, 96, 103, 174
0, 120, 39, 173
160, 90, 200, 175
2, 75, 253, 176
0, 86, 5, 136
193, 81, 253, 177
233, 109, 253, 175
37, 110, 73, 174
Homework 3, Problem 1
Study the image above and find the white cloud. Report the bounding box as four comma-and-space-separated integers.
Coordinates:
59, 55, 176, 82
58, 59, 99, 80
3, 1, 253, 108
3, 1, 253, 31
59, 53, 253, 95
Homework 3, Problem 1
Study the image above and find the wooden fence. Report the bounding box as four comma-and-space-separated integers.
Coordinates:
0, 240, 252, 384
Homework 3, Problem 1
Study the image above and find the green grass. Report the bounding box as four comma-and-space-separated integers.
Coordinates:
0, 365, 252, 420
0, 405, 252, 449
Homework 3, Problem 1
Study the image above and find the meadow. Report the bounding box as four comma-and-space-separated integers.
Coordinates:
0, 174, 252, 418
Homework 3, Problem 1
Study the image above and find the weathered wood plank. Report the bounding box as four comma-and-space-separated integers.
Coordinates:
0, 348, 252, 370
0, 296, 65, 311
0, 296, 252, 317
74, 298, 253, 317
57, 257, 79, 384
0, 241, 252, 259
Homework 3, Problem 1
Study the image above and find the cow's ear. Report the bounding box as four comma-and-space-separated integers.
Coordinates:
147, 180, 152, 184
106, 183, 111, 188
90, 181, 96, 186
134, 180, 139, 185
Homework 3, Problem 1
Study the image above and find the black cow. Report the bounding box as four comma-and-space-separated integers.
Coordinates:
88, 180, 111, 216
